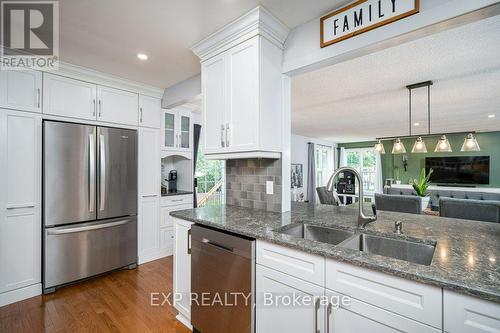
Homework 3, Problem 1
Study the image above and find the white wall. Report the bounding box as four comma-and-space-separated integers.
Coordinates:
283, 0, 500, 75
291, 134, 336, 201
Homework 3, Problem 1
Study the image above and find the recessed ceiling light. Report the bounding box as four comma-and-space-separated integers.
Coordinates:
413, 122, 420, 126
488, 114, 495, 118
137, 53, 148, 60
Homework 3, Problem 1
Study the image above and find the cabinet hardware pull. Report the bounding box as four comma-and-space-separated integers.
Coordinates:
187, 229, 192, 255
171, 199, 184, 202
314, 298, 320, 333
98, 100, 102, 117
92, 99, 96, 116
140, 107, 143, 122
6, 204, 35, 209
221, 124, 225, 147
37, 88, 41, 108
225, 123, 230, 147
326, 302, 333, 333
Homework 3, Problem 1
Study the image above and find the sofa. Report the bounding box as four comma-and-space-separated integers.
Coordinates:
439, 197, 500, 223
384, 186, 500, 209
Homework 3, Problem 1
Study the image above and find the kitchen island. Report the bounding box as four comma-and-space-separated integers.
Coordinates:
171, 202, 500, 332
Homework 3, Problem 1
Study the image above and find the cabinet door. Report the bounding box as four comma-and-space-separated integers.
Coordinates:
97, 86, 138, 126
139, 128, 160, 197
325, 290, 441, 333
0, 110, 41, 293
139, 95, 161, 128
256, 264, 324, 333
0, 69, 42, 113
177, 109, 191, 150
138, 196, 159, 260
43, 73, 97, 120
444, 290, 500, 333
173, 218, 193, 320
162, 110, 177, 149
226, 36, 259, 152
202, 55, 226, 153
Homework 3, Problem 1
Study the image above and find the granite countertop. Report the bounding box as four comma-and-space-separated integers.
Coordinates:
171, 202, 500, 303
161, 190, 193, 197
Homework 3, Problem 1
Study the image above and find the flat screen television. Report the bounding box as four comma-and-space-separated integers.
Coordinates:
425, 156, 490, 185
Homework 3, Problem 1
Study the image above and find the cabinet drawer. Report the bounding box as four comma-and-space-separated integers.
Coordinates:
256, 240, 325, 286
444, 290, 500, 333
161, 195, 193, 207
326, 259, 442, 329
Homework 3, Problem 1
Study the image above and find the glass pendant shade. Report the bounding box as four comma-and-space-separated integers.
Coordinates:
461, 133, 480, 152
392, 138, 407, 154
434, 135, 452, 152
374, 140, 386, 154
411, 137, 428, 153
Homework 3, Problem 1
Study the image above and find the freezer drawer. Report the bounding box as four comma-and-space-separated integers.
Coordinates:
44, 217, 137, 290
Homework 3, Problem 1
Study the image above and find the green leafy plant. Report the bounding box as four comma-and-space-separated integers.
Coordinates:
411, 168, 433, 197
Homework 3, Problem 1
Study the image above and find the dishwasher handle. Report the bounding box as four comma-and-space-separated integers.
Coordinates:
202, 237, 234, 253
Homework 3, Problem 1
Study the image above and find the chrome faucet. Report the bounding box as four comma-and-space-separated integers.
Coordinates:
326, 166, 377, 228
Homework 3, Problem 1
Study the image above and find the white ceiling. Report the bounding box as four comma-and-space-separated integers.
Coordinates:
59, 0, 349, 88
291, 15, 500, 143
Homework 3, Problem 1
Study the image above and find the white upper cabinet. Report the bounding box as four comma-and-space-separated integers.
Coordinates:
161, 108, 192, 152
0, 70, 42, 113
43, 73, 97, 120
202, 56, 226, 153
139, 95, 161, 128
192, 7, 289, 159
97, 86, 138, 126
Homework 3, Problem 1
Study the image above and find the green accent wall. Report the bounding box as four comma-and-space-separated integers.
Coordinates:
338, 131, 500, 187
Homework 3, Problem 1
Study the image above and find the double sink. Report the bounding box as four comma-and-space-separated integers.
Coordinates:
276, 223, 436, 266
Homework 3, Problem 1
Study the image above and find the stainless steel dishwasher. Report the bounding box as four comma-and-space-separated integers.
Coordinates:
191, 225, 255, 333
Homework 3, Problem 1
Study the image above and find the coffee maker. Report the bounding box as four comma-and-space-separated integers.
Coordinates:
168, 170, 178, 193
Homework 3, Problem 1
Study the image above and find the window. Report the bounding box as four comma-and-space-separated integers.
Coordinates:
195, 134, 224, 206
345, 148, 377, 194
315, 144, 333, 187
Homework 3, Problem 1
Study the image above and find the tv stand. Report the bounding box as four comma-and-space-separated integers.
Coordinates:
436, 184, 476, 188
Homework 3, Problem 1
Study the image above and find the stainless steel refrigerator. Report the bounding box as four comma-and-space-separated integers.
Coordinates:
43, 121, 138, 293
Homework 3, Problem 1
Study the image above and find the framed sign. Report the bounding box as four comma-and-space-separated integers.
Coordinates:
320, 0, 419, 48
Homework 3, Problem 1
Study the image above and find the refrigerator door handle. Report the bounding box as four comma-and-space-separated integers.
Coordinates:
89, 133, 95, 212
46, 219, 132, 235
99, 133, 106, 211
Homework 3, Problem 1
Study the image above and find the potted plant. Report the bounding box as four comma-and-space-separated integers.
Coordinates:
411, 168, 433, 210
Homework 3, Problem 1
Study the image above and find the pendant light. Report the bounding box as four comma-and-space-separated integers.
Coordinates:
374, 139, 386, 154
461, 133, 480, 152
411, 136, 428, 153
434, 135, 452, 152
392, 138, 406, 154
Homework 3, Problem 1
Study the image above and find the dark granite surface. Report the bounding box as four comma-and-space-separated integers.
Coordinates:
161, 190, 193, 197
171, 202, 500, 303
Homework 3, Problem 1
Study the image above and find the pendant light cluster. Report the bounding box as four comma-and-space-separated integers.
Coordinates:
374, 81, 480, 154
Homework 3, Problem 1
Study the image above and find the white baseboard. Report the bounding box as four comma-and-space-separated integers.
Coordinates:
138, 249, 173, 265
0, 283, 42, 307
176, 313, 193, 331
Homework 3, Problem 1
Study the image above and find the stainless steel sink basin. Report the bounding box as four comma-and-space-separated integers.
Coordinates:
277, 224, 355, 246
340, 233, 436, 266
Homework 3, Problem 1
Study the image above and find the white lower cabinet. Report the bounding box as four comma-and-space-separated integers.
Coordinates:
256, 264, 324, 333
173, 217, 193, 327
138, 196, 160, 263
0, 110, 42, 306
444, 290, 500, 333
325, 289, 440, 333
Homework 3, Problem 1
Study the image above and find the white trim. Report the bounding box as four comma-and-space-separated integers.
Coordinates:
191, 6, 290, 62
0, 283, 42, 307
205, 151, 281, 160
175, 313, 193, 330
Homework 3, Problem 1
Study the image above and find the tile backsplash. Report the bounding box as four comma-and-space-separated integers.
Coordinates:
226, 159, 282, 212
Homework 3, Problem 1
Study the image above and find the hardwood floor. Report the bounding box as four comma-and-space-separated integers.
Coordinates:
0, 257, 191, 333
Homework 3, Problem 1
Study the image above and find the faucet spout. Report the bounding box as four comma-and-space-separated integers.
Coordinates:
326, 166, 377, 228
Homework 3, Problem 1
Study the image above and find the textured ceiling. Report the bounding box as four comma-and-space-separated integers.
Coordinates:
59, 0, 349, 88
292, 15, 500, 143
